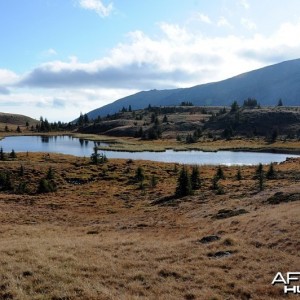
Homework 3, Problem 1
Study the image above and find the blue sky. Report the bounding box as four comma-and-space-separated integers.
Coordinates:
1, 0, 300, 121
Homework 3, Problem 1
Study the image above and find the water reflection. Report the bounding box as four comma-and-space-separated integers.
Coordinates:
41, 136, 49, 143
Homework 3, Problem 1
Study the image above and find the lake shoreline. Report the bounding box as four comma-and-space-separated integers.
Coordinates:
0, 131, 300, 155
0, 135, 299, 165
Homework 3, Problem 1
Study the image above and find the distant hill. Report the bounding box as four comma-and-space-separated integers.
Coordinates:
87, 58, 300, 119
0, 112, 38, 126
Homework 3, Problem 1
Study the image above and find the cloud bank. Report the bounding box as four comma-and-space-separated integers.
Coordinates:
3, 19, 300, 121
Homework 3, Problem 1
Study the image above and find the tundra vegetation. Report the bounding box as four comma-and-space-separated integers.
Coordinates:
0, 149, 298, 299
0, 105, 299, 299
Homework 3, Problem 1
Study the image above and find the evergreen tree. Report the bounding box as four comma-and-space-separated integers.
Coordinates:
78, 113, 84, 126
91, 147, 100, 164
230, 101, 239, 112
175, 166, 193, 197
266, 162, 276, 179
0, 147, 5, 161
277, 99, 283, 106
4, 125, 9, 132
256, 163, 264, 191
128, 105, 132, 112
162, 114, 168, 123
46, 167, 54, 180
19, 165, 24, 176
9, 149, 16, 159
83, 114, 89, 124
191, 165, 201, 190
215, 165, 225, 180
16, 126, 21, 133
38, 178, 56, 193
236, 168, 242, 181
150, 175, 158, 188
135, 166, 145, 182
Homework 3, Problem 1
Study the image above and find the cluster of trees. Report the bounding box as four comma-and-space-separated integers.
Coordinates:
175, 165, 201, 197
185, 128, 202, 143
243, 98, 260, 108
0, 147, 17, 161
180, 101, 194, 106
175, 162, 277, 198
35, 117, 69, 132
0, 161, 57, 194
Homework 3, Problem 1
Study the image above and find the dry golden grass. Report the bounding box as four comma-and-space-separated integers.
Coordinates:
0, 153, 299, 299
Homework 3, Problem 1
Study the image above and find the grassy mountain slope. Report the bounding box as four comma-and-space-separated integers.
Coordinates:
87, 58, 300, 119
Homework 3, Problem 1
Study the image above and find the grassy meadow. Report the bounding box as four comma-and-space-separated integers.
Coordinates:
0, 151, 299, 299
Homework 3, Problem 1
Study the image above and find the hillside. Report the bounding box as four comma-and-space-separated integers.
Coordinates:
79, 106, 300, 143
87, 58, 300, 119
0, 112, 38, 126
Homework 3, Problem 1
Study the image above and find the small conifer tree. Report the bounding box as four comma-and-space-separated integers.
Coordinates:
175, 166, 193, 197
266, 162, 276, 179
216, 165, 225, 180
191, 165, 201, 190
10, 149, 16, 159
236, 168, 242, 181
135, 166, 145, 182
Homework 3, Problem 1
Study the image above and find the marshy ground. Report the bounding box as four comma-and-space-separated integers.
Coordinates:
0, 152, 299, 299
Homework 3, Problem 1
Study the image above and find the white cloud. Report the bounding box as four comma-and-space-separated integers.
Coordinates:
4, 20, 300, 121
241, 18, 257, 30
239, 0, 250, 9
196, 13, 212, 24
45, 48, 57, 56
0, 69, 19, 85
17, 20, 300, 92
217, 17, 233, 28
78, 0, 113, 17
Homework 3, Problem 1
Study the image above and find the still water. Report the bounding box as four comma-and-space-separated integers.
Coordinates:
0, 135, 298, 165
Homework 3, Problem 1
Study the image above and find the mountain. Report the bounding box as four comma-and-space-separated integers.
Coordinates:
87, 59, 300, 119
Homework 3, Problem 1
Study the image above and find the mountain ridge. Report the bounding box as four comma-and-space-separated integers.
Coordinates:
87, 58, 300, 119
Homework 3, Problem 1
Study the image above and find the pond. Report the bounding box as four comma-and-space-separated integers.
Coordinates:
0, 135, 298, 165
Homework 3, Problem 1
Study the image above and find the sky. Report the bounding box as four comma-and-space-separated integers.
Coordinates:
1, 0, 300, 122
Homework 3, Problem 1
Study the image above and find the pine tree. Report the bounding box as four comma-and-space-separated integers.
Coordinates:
191, 165, 201, 190
256, 163, 264, 191
46, 167, 54, 180
9, 149, 16, 159
175, 166, 193, 197
266, 162, 276, 179
135, 166, 145, 182
0, 147, 5, 161
236, 168, 242, 181
230, 101, 239, 112
216, 165, 225, 180
91, 147, 100, 164
150, 175, 158, 188
19, 165, 24, 176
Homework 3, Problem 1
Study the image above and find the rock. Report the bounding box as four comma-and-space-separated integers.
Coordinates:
213, 208, 248, 219
207, 251, 233, 258
266, 192, 300, 204
197, 235, 220, 244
